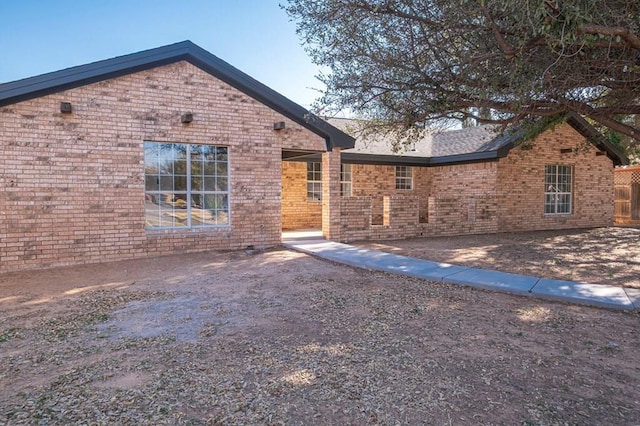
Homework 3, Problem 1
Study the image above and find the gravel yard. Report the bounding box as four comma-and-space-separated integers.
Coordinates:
356, 227, 640, 289
1, 248, 639, 424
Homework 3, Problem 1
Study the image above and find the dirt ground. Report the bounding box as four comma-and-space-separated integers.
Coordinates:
356, 226, 640, 289
1, 247, 639, 425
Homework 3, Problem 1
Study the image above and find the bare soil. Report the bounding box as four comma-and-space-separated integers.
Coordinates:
356, 226, 640, 289
1, 248, 639, 425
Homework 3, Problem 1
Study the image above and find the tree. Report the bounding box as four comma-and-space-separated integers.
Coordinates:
285, 0, 640, 146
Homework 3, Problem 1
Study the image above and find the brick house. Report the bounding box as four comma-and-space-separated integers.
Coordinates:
282, 115, 628, 241
0, 41, 628, 272
0, 41, 354, 272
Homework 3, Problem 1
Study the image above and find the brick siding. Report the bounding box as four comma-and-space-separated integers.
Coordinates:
281, 161, 322, 229
0, 61, 325, 272
351, 164, 430, 224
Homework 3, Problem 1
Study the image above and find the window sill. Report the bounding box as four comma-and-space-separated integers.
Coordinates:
145, 225, 231, 233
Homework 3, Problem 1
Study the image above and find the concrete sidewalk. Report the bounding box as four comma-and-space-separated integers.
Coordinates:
283, 239, 639, 311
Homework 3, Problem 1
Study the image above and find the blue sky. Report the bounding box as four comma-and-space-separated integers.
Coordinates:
0, 1, 324, 109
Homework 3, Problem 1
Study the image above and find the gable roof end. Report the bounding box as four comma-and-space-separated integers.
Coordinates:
0, 40, 354, 151
564, 113, 628, 166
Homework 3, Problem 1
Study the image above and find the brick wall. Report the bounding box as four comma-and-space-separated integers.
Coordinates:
322, 149, 342, 240
338, 194, 498, 242
0, 61, 326, 272
351, 164, 430, 224
281, 161, 322, 229
339, 197, 372, 240
430, 162, 497, 198
496, 123, 614, 231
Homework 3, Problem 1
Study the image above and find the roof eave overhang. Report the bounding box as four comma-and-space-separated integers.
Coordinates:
565, 113, 629, 166
0, 41, 355, 151
341, 150, 502, 166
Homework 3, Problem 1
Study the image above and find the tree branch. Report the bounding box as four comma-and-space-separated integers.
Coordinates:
578, 24, 640, 50
479, 5, 518, 59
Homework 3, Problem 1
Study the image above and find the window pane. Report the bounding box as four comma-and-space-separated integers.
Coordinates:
175, 175, 187, 191
203, 161, 216, 175
145, 201, 161, 228
307, 182, 322, 202
174, 144, 187, 159
213, 194, 229, 210
558, 194, 571, 213
159, 204, 175, 228
190, 175, 203, 192
191, 208, 212, 226
195, 194, 226, 210
190, 144, 203, 159
203, 176, 216, 191
216, 162, 228, 176
159, 160, 173, 175
174, 159, 187, 176
216, 147, 228, 161
217, 210, 229, 225
159, 176, 174, 191
190, 161, 202, 177
544, 194, 555, 214
216, 177, 228, 191
341, 182, 352, 197
145, 175, 159, 191
202, 145, 217, 161
198, 209, 229, 226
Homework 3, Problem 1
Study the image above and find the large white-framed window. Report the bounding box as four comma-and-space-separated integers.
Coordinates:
341, 163, 352, 196
395, 166, 413, 190
544, 164, 572, 214
307, 162, 322, 202
144, 142, 229, 228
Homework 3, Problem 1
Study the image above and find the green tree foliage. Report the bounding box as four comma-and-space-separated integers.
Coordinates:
285, 0, 640, 147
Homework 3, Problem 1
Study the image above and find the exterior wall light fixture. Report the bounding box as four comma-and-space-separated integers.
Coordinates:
60, 102, 72, 113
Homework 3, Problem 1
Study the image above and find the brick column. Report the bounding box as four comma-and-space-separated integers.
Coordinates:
322, 148, 342, 240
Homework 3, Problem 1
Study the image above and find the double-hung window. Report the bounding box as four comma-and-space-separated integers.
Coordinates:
544, 165, 572, 214
307, 162, 322, 202
144, 142, 229, 228
395, 166, 413, 190
341, 163, 352, 196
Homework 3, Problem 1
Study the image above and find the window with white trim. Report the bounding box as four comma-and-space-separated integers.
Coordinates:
395, 166, 413, 190
144, 142, 229, 228
544, 164, 572, 214
307, 162, 322, 202
341, 163, 352, 196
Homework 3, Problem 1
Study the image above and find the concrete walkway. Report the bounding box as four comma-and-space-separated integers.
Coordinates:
283, 238, 639, 311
